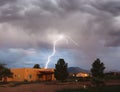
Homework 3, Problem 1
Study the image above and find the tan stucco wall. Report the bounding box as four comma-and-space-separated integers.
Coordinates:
7, 68, 55, 82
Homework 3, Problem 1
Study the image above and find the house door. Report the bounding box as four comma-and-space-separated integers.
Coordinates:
45, 74, 52, 81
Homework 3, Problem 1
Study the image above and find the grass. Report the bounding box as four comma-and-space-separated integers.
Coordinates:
56, 85, 120, 92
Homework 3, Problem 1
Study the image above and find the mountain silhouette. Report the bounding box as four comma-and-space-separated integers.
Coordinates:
68, 67, 89, 73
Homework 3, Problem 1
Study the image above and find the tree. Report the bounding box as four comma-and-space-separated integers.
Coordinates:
0, 64, 13, 82
91, 58, 105, 86
33, 64, 41, 68
54, 58, 69, 82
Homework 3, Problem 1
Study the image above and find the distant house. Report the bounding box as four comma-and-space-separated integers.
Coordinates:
69, 72, 90, 78
5, 68, 55, 82
76, 72, 89, 78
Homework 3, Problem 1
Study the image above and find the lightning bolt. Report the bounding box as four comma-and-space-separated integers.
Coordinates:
45, 35, 64, 68
45, 35, 78, 69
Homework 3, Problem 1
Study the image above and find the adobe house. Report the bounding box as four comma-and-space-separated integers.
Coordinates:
6, 68, 55, 82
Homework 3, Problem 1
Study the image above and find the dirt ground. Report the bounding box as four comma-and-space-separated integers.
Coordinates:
0, 81, 120, 92
0, 82, 84, 92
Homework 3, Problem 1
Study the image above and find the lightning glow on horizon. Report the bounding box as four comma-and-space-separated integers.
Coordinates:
45, 34, 78, 69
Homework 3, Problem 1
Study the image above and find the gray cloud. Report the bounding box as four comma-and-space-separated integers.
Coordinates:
0, 0, 17, 6
0, 0, 120, 70
91, 0, 120, 16
1, 0, 120, 49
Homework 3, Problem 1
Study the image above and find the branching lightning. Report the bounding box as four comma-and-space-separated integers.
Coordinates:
66, 36, 79, 47
45, 34, 78, 69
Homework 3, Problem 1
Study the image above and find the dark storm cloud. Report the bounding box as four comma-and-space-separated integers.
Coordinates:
1, 0, 120, 48
0, 0, 17, 6
106, 31, 120, 46
56, 0, 82, 12
0, 0, 120, 70
91, 0, 120, 16
0, 0, 23, 23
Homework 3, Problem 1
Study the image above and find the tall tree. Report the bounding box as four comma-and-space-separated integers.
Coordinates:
0, 64, 13, 82
54, 58, 69, 81
91, 58, 105, 86
33, 64, 41, 68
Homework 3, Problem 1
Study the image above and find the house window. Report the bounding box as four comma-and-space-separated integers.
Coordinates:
18, 74, 20, 78
28, 75, 32, 79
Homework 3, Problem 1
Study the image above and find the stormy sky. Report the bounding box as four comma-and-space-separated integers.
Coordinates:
0, 0, 120, 71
